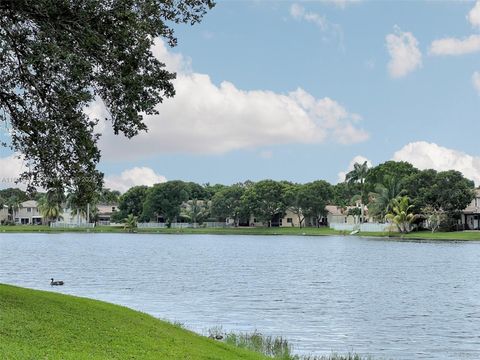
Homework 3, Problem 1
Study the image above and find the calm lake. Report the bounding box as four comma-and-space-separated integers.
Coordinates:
1, 233, 479, 359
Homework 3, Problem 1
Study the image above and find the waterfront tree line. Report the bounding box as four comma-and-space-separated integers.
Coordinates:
0, 161, 475, 232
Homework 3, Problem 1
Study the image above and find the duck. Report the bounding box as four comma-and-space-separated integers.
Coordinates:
50, 278, 64, 286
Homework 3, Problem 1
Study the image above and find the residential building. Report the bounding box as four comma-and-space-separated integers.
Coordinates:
461, 189, 480, 230
97, 204, 118, 225
14, 200, 43, 225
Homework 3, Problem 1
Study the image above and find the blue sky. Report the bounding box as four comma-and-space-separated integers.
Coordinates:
3, 1, 480, 191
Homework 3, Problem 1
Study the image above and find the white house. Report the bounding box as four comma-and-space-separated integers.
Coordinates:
461, 189, 480, 230
15, 200, 43, 225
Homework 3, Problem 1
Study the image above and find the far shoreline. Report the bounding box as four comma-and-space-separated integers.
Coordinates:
0, 225, 479, 241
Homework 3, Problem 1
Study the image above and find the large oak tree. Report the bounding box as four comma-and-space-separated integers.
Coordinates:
0, 0, 214, 199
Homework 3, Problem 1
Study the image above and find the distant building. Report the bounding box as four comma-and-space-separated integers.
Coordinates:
461, 189, 480, 230
15, 200, 43, 225
97, 204, 118, 225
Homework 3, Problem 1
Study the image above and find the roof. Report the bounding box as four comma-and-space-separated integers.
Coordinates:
21, 200, 38, 208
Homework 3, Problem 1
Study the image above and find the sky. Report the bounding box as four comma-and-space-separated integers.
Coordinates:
2, 0, 480, 192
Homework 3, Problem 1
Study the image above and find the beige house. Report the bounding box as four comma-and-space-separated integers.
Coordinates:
461, 189, 480, 230
14, 200, 43, 225
237, 205, 367, 228
97, 204, 118, 225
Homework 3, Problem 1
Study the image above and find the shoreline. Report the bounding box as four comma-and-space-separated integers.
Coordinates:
0, 225, 479, 241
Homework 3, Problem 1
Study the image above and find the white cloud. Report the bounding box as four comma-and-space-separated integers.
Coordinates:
0, 154, 28, 190
468, 0, 480, 28
393, 141, 480, 185
290, 3, 328, 30
472, 71, 480, 94
289, 3, 343, 46
386, 26, 422, 78
323, 0, 362, 9
96, 40, 368, 160
337, 155, 372, 183
429, 34, 480, 56
290, 3, 327, 30
104, 167, 167, 193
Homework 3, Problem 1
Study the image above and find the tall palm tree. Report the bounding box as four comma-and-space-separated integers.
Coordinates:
385, 196, 416, 233
37, 194, 62, 225
345, 161, 370, 222
6, 196, 22, 224
369, 176, 403, 220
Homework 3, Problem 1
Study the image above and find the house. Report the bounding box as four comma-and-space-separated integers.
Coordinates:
58, 206, 88, 225
14, 200, 43, 225
461, 189, 480, 230
97, 204, 118, 225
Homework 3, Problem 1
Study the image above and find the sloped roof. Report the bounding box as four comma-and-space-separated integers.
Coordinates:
21, 200, 38, 208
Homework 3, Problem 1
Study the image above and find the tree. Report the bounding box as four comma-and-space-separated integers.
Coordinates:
123, 214, 138, 233
6, 195, 22, 224
368, 176, 404, 220
297, 181, 333, 227
115, 185, 149, 222
180, 199, 209, 225
142, 181, 189, 225
66, 189, 96, 223
0, 0, 214, 194
422, 205, 446, 233
98, 188, 121, 205
242, 180, 288, 226
284, 183, 306, 228
37, 188, 64, 224
403, 169, 475, 226
365, 161, 418, 190
385, 196, 416, 233
211, 184, 246, 226
345, 161, 370, 222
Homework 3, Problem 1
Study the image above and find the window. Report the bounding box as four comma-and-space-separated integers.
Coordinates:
112, 207, 116, 212
287, 218, 293, 223
27, 207, 32, 212
253, 218, 257, 223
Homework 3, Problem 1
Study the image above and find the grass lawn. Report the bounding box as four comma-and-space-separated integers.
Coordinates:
0, 225, 342, 236
358, 230, 480, 241
0, 284, 267, 360
0, 224, 479, 240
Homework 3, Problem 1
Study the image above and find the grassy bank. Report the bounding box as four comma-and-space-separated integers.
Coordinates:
0, 284, 268, 360
0, 224, 479, 240
0, 225, 341, 236
358, 230, 480, 241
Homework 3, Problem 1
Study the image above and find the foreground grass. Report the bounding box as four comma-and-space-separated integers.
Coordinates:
207, 328, 371, 360
0, 284, 267, 360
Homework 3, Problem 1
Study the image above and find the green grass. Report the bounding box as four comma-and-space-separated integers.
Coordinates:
1, 224, 479, 241
208, 328, 371, 360
0, 284, 268, 360
0, 225, 342, 236
358, 230, 480, 241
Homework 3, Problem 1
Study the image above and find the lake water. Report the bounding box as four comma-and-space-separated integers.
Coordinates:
1, 233, 480, 359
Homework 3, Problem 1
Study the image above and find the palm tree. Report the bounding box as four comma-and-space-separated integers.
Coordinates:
6, 196, 22, 224
180, 199, 209, 226
123, 214, 138, 232
385, 196, 416, 233
37, 195, 62, 225
345, 161, 370, 222
369, 176, 403, 220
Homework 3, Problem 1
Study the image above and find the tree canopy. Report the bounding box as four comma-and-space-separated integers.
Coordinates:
0, 0, 214, 197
